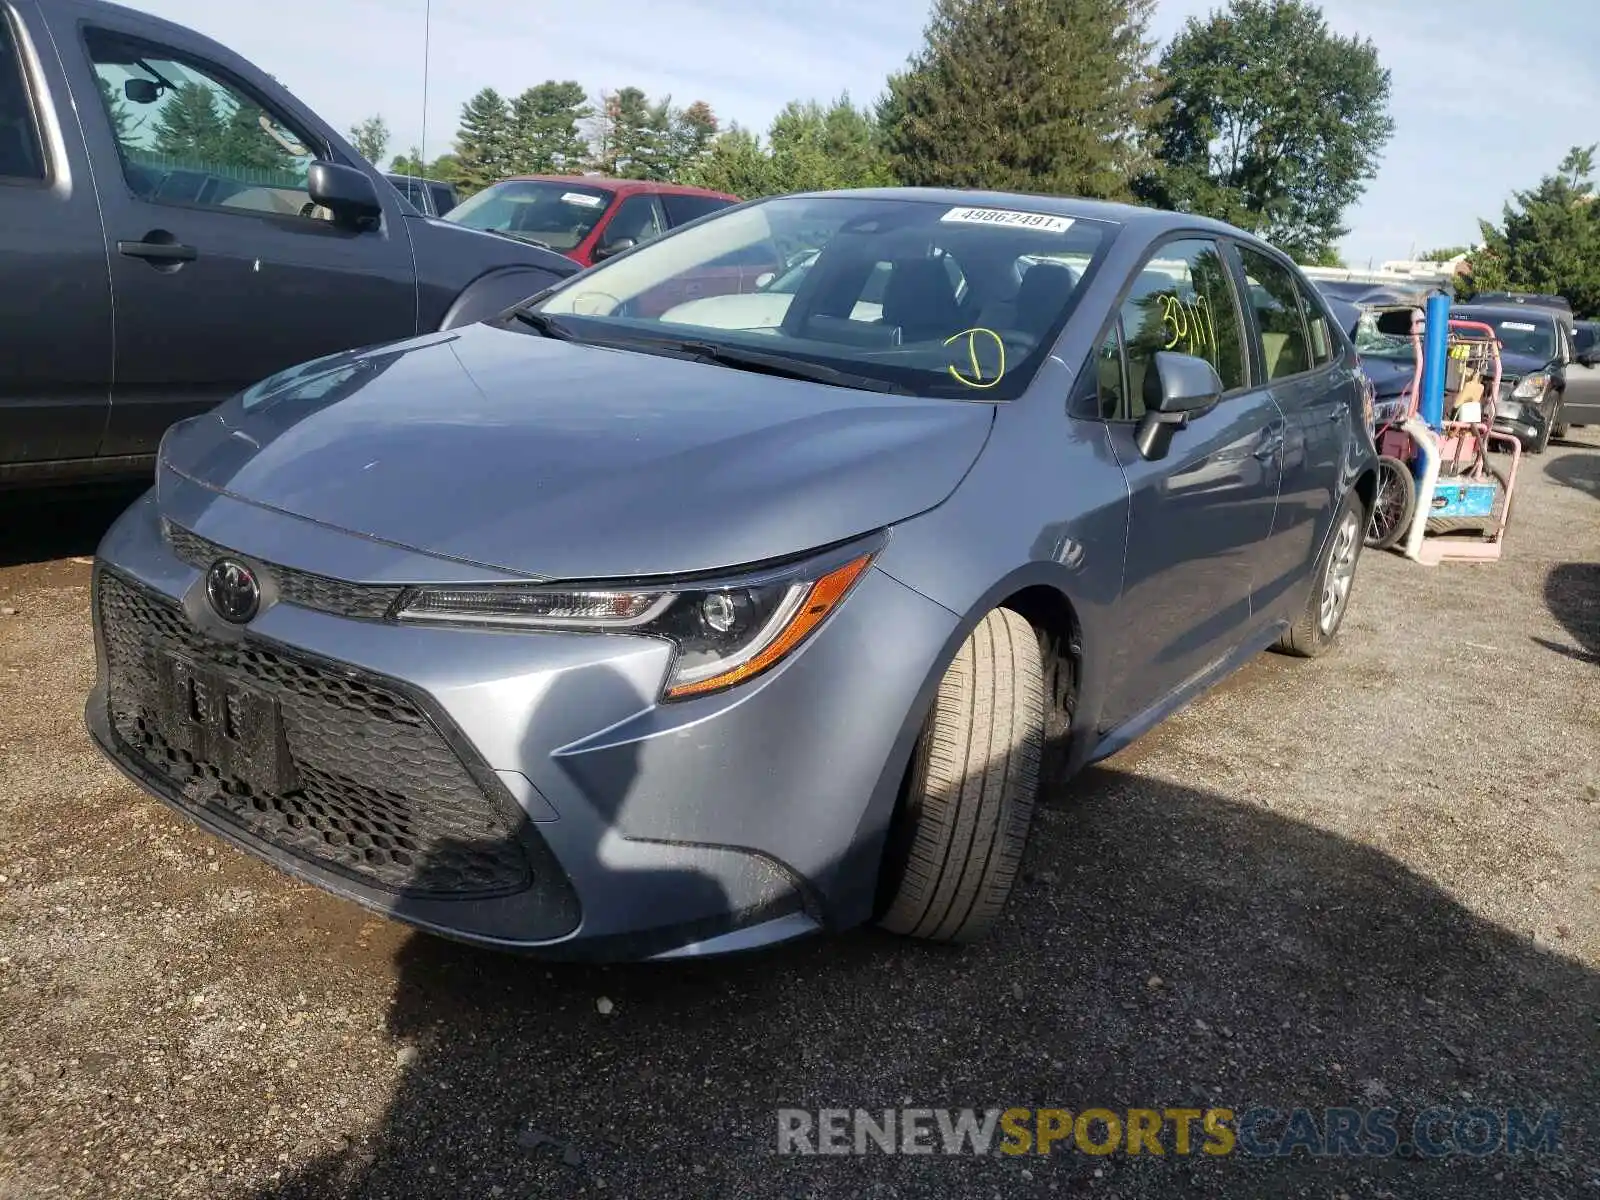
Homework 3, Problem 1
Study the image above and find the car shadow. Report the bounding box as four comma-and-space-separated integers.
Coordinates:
260, 749, 1598, 1196
0, 482, 146, 569
1538, 563, 1600, 665
1543, 449, 1600, 502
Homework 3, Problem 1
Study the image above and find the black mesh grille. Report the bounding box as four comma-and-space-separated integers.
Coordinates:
164, 522, 405, 621
97, 569, 533, 899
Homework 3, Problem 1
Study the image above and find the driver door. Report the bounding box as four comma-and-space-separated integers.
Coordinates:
1563, 324, 1600, 427
69, 19, 416, 458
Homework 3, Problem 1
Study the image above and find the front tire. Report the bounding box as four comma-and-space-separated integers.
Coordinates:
876, 609, 1044, 944
1276, 490, 1364, 659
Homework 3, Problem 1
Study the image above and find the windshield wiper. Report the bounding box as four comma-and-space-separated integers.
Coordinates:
666, 340, 914, 395
490, 229, 557, 251
510, 310, 576, 340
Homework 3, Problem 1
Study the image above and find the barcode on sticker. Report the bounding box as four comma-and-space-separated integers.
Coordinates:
941, 206, 1074, 233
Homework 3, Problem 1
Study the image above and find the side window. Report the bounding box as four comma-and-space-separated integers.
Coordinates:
429, 183, 455, 215
1115, 237, 1247, 419
661, 193, 732, 226
1238, 246, 1314, 381
603, 194, 664, 246
83, 28, 323, 220
1095, 321, 1127, 420
0, 8, 46, 181
1293, 277, 1336, 366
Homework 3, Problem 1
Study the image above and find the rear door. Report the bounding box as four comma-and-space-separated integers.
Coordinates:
1232, 244, 1353, 619
1088, 236, 1284, 729
68, 18, 417, 458
0, 2, 113, 468
1566, 323, 1600, 424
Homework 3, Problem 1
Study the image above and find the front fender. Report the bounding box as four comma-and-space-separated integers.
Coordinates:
438, 267, 572, 331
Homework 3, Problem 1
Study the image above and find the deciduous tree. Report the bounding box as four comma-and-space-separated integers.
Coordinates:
1138, 0, 1394, 261
347, 114, 390, 165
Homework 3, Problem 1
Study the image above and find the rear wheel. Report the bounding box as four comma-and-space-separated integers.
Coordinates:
876, 608, 1044, 944
1366, 455, 1415, 550
1276, 490, 1364, 659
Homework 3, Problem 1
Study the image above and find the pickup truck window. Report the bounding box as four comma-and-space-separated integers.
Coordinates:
83, 28, 326, 222
0, 8, 46, 181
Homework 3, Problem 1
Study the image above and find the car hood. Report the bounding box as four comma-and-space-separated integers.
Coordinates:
159, 323, 995, 581
1493, 349, 1553, 381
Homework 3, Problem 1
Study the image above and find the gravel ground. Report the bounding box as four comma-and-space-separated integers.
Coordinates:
0, 441, 1597, 1200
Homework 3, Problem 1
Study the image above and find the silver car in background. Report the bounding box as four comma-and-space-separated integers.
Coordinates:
88, 189, 1377, 960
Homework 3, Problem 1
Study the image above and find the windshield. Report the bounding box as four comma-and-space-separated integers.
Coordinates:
1457, 313, 1556, 360
531, 195, 1115, 400
443, 180, 613, 250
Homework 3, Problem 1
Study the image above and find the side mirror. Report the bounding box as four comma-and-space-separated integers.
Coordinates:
755, 271, 776, 289
307, 162, 382, 229
1134, 351, 1223, 461
592, 236, 636, 263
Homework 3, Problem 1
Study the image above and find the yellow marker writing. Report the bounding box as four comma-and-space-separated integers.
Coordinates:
943, 327, 1006, 389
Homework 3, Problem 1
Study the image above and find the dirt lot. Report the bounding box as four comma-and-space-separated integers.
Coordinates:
0, 443, 1597, 1200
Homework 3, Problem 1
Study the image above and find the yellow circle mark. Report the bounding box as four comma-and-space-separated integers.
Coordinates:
944, 327, 1006, 389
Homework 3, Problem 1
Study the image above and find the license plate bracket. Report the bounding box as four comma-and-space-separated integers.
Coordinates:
154, 651, 295, 796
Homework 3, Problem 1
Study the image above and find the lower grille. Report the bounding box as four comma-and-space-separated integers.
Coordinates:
97, 569, 534, 899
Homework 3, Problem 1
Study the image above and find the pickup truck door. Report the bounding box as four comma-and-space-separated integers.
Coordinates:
60, 16, 417, 458
0, 3, 113, 471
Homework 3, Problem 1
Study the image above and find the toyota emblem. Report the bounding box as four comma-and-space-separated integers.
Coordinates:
206, 558, 261, 624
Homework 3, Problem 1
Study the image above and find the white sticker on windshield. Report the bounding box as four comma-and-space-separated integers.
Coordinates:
941, 206, 1074, 234
1501, 321, 1537, 331
562, 192, 604, 207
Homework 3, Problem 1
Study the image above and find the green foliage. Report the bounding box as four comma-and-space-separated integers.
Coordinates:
149, 82, 293, 174
95, 73, 141, 142
1138, 0, 1393, 261
347, 114, 390, 165
1463, 146, 1600, 318
507, 82, 591, 175
455, 87, 515, 192
688, 96, 894, 198
389, 147, 462, 184
1419, 245, 1470, 263
880, 0, 1161, 201
587, 87, 719, 181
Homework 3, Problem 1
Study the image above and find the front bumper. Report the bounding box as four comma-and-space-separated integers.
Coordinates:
1492, 410, 1543, 451
86, 488, 958, 960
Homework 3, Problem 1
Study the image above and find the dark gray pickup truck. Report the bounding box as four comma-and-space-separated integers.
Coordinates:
0, 0, 578, 487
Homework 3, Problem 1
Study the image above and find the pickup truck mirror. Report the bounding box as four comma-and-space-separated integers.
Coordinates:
307, 162, 382, 229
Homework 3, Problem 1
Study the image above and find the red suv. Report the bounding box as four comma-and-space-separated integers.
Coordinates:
441, 176, 741, 268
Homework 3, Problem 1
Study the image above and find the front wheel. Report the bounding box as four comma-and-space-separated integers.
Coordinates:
876, 609, 1044, 944
1366, 455, 1415, 550
1276, 490, 1364, 659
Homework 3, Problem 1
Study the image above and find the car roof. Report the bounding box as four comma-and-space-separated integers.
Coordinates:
501, 175, 739, 200
780, 186, 1256, 241
1452, 303, 1558, 324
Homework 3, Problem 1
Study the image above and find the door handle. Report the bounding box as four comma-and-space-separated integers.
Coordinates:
1253, 428, 1285, 461
118, 236, 198, 265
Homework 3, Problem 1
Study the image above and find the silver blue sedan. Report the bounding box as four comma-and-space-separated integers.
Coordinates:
87, 189, 1377, 960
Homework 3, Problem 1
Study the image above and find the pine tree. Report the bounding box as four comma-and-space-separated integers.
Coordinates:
668, 100, 719, 178
151, 82, 225, 161
881, 0, 1161, 201
506, 82, 590, 176
1466, 147, 1600, 317
455, 88, 513, 191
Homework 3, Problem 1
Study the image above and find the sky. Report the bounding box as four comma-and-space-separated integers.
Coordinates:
116, 0, 1599, 267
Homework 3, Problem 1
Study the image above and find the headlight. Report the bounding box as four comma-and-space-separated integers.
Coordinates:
395, 542, 880, 700
1510, 372, 1549, 400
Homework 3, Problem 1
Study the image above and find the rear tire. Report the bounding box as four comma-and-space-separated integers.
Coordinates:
1365, 455, 1415, 550
1276, 490, 1364, 659
876, 609, 1044, 944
